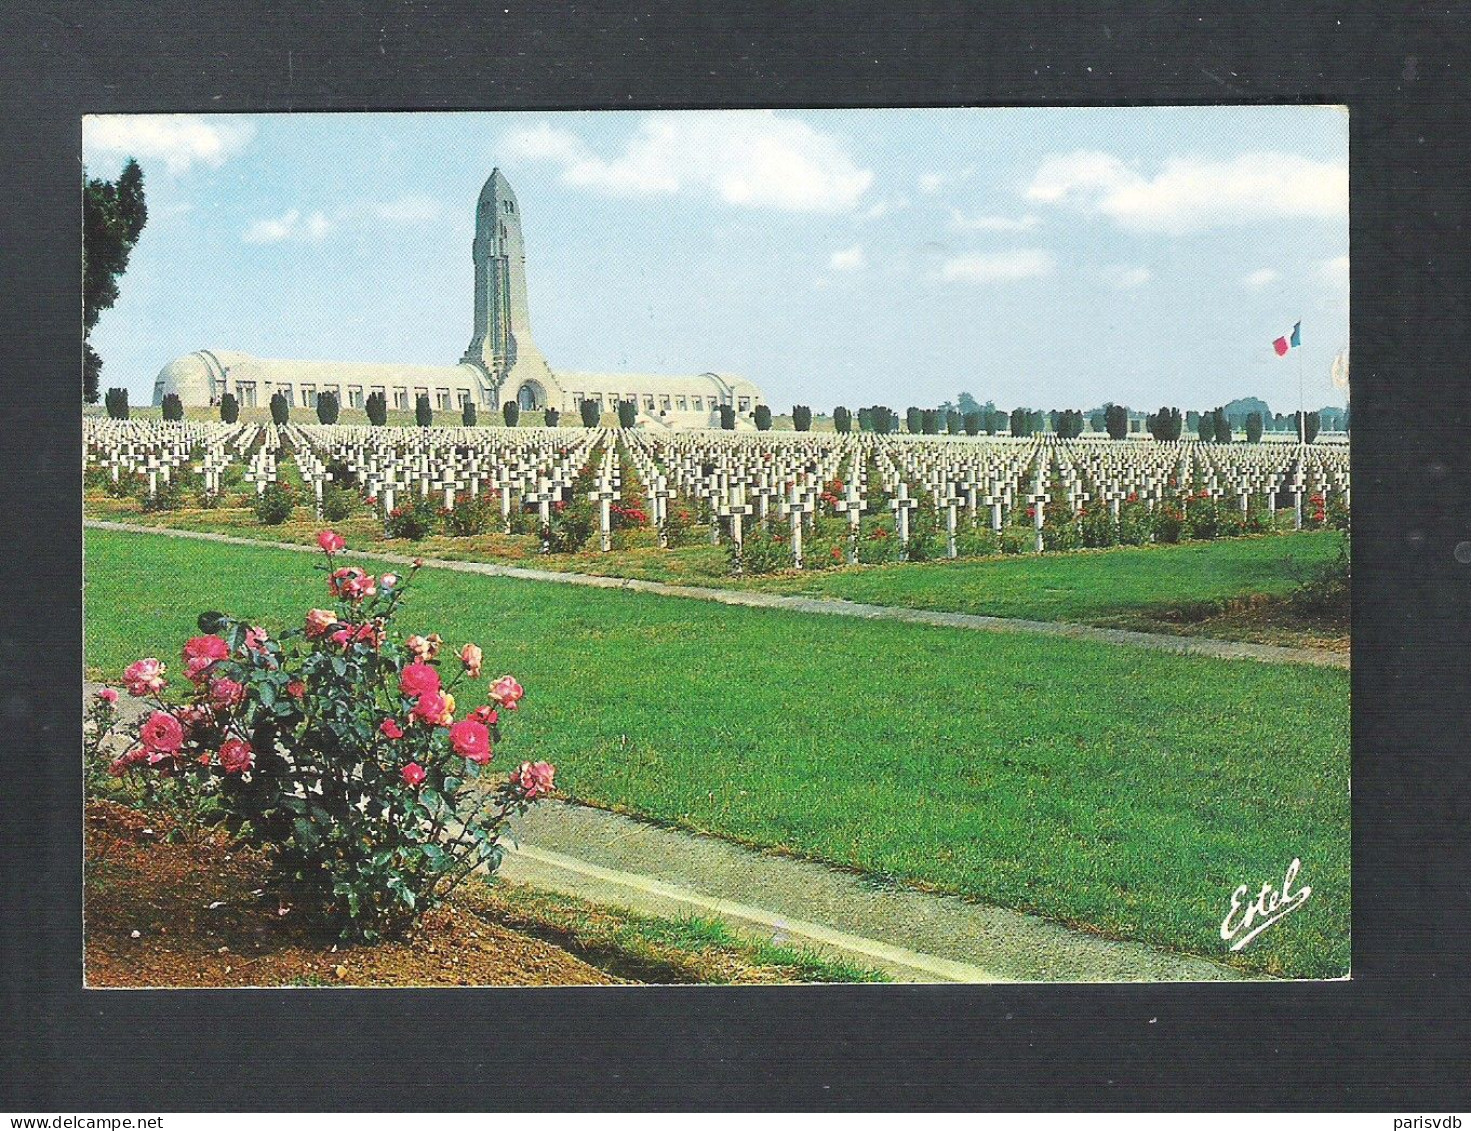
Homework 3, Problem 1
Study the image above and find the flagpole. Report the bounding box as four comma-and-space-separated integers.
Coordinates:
1297, 320, 1305, 446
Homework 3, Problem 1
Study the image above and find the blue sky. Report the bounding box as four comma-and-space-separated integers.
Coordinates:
83, 108, 1348, 414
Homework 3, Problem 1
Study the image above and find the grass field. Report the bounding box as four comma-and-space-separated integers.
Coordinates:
85, 491, 1345, 646
84, 528, 1350, 978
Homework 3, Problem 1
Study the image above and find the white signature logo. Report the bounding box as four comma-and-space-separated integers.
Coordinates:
1220, 858, 1311, 951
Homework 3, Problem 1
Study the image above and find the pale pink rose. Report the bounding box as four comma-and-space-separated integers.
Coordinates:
123, 657, 167, 697
96, 687, 119, 706
449, 719, 492, 764
316, 529, 346, 554
459, 643, 483, 678
304, 608, 338, 638
379, 573, 400, 590
401, 762, 427, 787
139, 711, 184, 754
243, 625, 269, 653
512, 761, 556, 799
489, 675, 525, 710
219, 738, 254, 774
398, 661, 440, 699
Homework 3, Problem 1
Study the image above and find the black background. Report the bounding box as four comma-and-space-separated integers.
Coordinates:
2, 0, 1468, 1111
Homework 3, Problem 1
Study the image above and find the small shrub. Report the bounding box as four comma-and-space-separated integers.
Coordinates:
1079, 503, 1118, 548
503, 401, 520, 427
856, 522, 901, 564
441, 492, 496, 537
1152, 504, 1185, 544
141, 477, 188, 513
253, 482, 296, 525
663, 503, 700, 547
617, 400, 637, 429
270, 393, 290, 426
94, 535, 552, 941
316, 391, 340, 425
1117, 497, 1151, 545
105, 387, 130, 420
999, 527, 1033, 555
366, 391, 388, 426
956, 526, 1002, 557
580, 400, 600, 428
463, 401, 477, 427
754, 404, 773, 431
718, 404, 736, 430
385, 495, 438, 540
731, 528, 791, 574
321, 484, 358, 522
545, 407, 560, 428
161, 393, 184, 421
544, 499, 594, 552
415, 395, 433, 427
792, 405, 812, 432
219, 393, 239, 424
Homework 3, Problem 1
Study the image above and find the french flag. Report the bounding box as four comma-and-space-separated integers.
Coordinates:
1273, 321, 1302, 356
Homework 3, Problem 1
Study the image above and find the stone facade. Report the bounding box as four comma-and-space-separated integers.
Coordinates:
154, 170, 766, 428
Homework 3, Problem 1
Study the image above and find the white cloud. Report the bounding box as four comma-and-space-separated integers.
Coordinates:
503, 112, 873, 213
829, 245, 865, 271
1320, 255, 1350, 289
1105, 265, 1153, 289
83, 114, 256, 175
950, 210, 1040, 233
1242, 268, 1280, 288
1025, 150, 1348, 233
918, 165, 976, 195
938, 249, 1055, 283
861, 196, 908, 221
243, 208, 332, 245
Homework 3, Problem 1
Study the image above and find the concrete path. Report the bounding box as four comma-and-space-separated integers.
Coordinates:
85, 520, 1347, 668
83, 682, 1249, 983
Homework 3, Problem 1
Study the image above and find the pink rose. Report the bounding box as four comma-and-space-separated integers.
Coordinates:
379, 718, 404, 740
411, 690, 454, 727
287, 679, 307, 700
459, 643, 483, 678
398, 661, 441, 699
304, 608, 339, 638
512, 761, 556, 799
449, 719, 492, 764
244, 625, 269, 653
489, 675, 525, 710
208, 676, 246, 709
123, 657, 167, 697
139, 711, 184, 754
183, 635, 230, 683
379, 573, 399, 589
401, 762, 427, 787
329, 566, 376, 602
469, 704, 499, 727
219, 738, 254, 774
96, 687, 119, 706
317, 529, 345, 554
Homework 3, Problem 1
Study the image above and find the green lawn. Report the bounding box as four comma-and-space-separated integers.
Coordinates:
84, 528, 1350, 978
85, 492, 1343, 641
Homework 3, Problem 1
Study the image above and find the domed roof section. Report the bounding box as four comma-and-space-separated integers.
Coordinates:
153, 350, 254, 405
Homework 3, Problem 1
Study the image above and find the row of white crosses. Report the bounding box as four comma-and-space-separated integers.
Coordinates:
289, 424, 605, 531
84, 419, 262, 501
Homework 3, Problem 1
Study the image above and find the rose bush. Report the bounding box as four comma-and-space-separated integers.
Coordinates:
90, 531, 555, 941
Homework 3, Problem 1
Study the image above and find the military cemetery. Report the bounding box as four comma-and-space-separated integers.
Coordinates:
82, 110, 1350, 986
